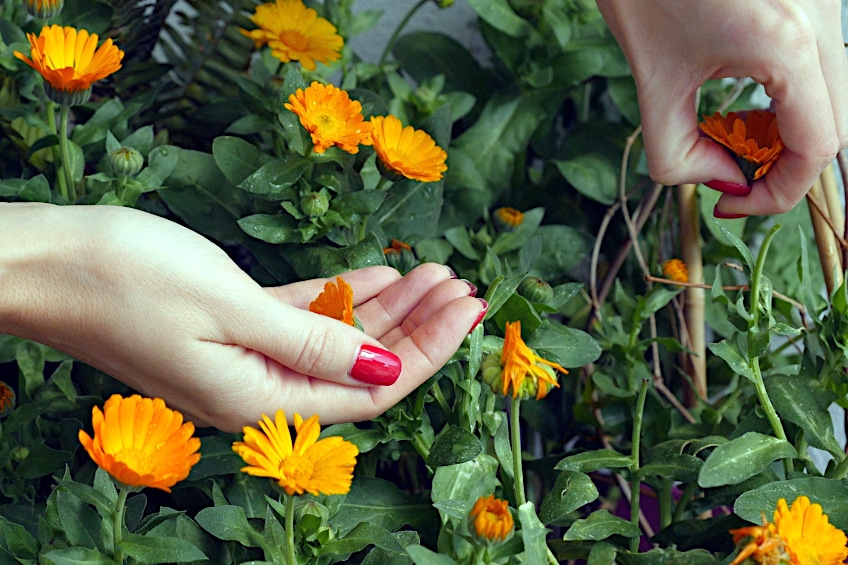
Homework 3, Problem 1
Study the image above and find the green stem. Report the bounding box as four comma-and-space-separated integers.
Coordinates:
430, 381, 452, 419
830, 452, 848, 480
46, 102, 68, 200
285, 494, 297, 565
672, 481, 699, 523
377, 0, 428, 69
658, 478, 672, 530
112, 487, 129, 565
629, 378, 649, 553
58, 104, 76, 201
411, 432, 431, 461
510, 396, 526, 507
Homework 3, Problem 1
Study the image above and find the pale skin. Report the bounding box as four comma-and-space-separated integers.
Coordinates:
596, 0, 848, 216
0, 203, 485, 432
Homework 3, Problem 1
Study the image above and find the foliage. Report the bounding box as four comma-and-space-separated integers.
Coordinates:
1, 0, 847, 563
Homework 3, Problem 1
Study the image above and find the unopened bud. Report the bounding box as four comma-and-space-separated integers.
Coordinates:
518, 276, 553, 303
109, 147, 144, 177
301, 192, 330, 217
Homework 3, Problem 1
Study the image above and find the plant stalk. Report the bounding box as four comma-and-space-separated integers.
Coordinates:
58, 104, 76, 201
629, 378, 649, 553
285, 493, 297, 565
510, 396, 526, 507
377, 0, 428, 69
112, 487, 129, 565
46, 102, 68, 200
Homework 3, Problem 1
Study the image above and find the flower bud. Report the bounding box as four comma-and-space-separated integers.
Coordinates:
110, 147, 144, 177
25, 0, 64, 19
518, 276, 553, 303
301, 192, 330, 217
492, 207, 524, 232
383, 239, 418, 274
44, 83, 90, 106
468, 494, 514, 546
11, 446, 30, 462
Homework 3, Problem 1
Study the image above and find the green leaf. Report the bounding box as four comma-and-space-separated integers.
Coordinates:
607, 76, 640, 126
331, 477, 436, 538
320, 423, 383, 453
717, 223, 755, 272
492, 294, 542, 336
554, 154, 618, 205
0, 516, 38, 560
467, 0, 540, 42
555, 449, 632, 473
41, 547, 114, 565
708, 340, 755, 382
563, 510, 640, 541
194, 505, 263, 547
518, 502, 550, 564
406, 545, 458, 565
375, 179, 444, 241
120, 533, 206, 563
490, 208, 545, 255
318, 522, 404, 557
539, 471, 600, 524
588, 542, 618, 565
637, 454, 703, 483
735, 477, 848, 529
698, 432, 797, 488
428, 425, 482, 467
238, 155, 309, 196
766, 375, 842, 455
211, 136, 263, 187
393, 32, 488, 99
615, 547, 719, 565
283, 234, 386, 279
18, 174, 51, 202
483, 273, 528, 321
531, 225, 594, 281
187, 435, 245, 480
431, 455, 499, 515
529, 325, 602, 368
238, 213, 300, 244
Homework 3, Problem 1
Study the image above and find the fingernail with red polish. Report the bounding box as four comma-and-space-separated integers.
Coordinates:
462, 279, 478, 297
446, 266, 458, 279
469, 299, 489, 333
349, 344, 402, 386
713, 205, 748, 220
705, 180, 751, 196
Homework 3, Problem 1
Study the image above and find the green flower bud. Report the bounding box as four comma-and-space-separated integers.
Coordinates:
110, 147, 144, 177
481, 352, 505, 395
383, 239, 418, 275
44, 83, 91, 106
11, 446, 30, 462
301, 191, 330, 217
518, 276, 554, 304
25, 0, 64, 19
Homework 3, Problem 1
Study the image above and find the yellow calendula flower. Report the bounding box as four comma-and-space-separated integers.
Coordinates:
370, 115, 448, 183
729, 496, 847, 565
14, 25, 123, 105
24, 0, 63, 19
482, 321, 566, 400
232, 410, 358, 496
309, 276, 355, 326
284, 82, 372, 154
469, 494, 514, 545
78, 394, 201, 493
240, 0, 343, 71
699, 110, 783, 183
661, 258, 689, 284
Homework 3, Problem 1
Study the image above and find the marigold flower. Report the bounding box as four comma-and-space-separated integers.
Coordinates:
729, 496, 847, 565
24, 0, 63, 19
14, 25, 123, 105
0, 381, 15, 417
309, 276, 355, 326
78, 394, 201, 492
661, 258, 689, 284
232, 410, 358, 496
240, 0, 343, 71
284, 82, 372, 154
493, 207, 524, 231
699, 110, 783, 183
469, 494, 514, 544
370, 115, 448, 183
482, 321, 566, 400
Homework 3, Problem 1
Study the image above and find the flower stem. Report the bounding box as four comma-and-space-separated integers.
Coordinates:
377, 0, 428, 69
510, 396, 526, 507
629, 378, 649, 553
112, 487, 129, 565
58, 104, 76, 201
46, 102, 68, 200
285, 493, 297, 565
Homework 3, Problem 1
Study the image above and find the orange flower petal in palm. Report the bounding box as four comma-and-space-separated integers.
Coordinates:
699, 110, 783, 183
469, 494, 514, 545
14, 25, 123, 105
284, 82, 372, 154
232, 410, 358, 496
370, 115, 448, 183
309, 276, 355, 326
240, 0, 343, 71
78, 394, 201, 492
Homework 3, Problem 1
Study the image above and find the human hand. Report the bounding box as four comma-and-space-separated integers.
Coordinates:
596, 0, 848, 216
0, 204, 486, 432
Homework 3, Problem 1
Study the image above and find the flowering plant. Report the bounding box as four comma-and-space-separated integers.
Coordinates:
1, 1, 848, 564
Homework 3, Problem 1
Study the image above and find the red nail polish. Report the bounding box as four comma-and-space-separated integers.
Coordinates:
469, 299, 489, 333
446, 266, 458, 279
713, 206, 748, 220
461, 279, 478, 297
349, 345, 401, 386
705, 180, 751, 196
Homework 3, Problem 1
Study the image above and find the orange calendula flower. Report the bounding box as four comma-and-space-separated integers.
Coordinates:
699, 110, 783, 183
309, 276, 355, 326
0, 381, 15, 417
24, 0, 63, 19
729, 496, 847, 565
240, 0, 343, 71
370, 115, 448, 183
469, 494, 514, 545
14, 25, 123, 105
78, 394, 201, 492
482, 321, 566, 400
662, 258, 689, 284
232, 410, 358, 496
493, 207, 524, 231
284, 82, 372, 154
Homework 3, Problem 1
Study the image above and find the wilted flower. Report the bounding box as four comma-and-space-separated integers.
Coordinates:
14, 25, 123, 106
24, 0, 63, 19
284, 82, 372, 154
78, 394, 201, 492
482, 321, 566, 400
493, 207, 524, 231
0, 381, 15, 417
370, 115, 447, 183
661, 258, 689, 284
241, 0, 343, 71
469, 494, 514, 545
309, 276, 355, 326
729, 495, 847, 565
699, 110, 783, 183
232, 410, 358, 496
